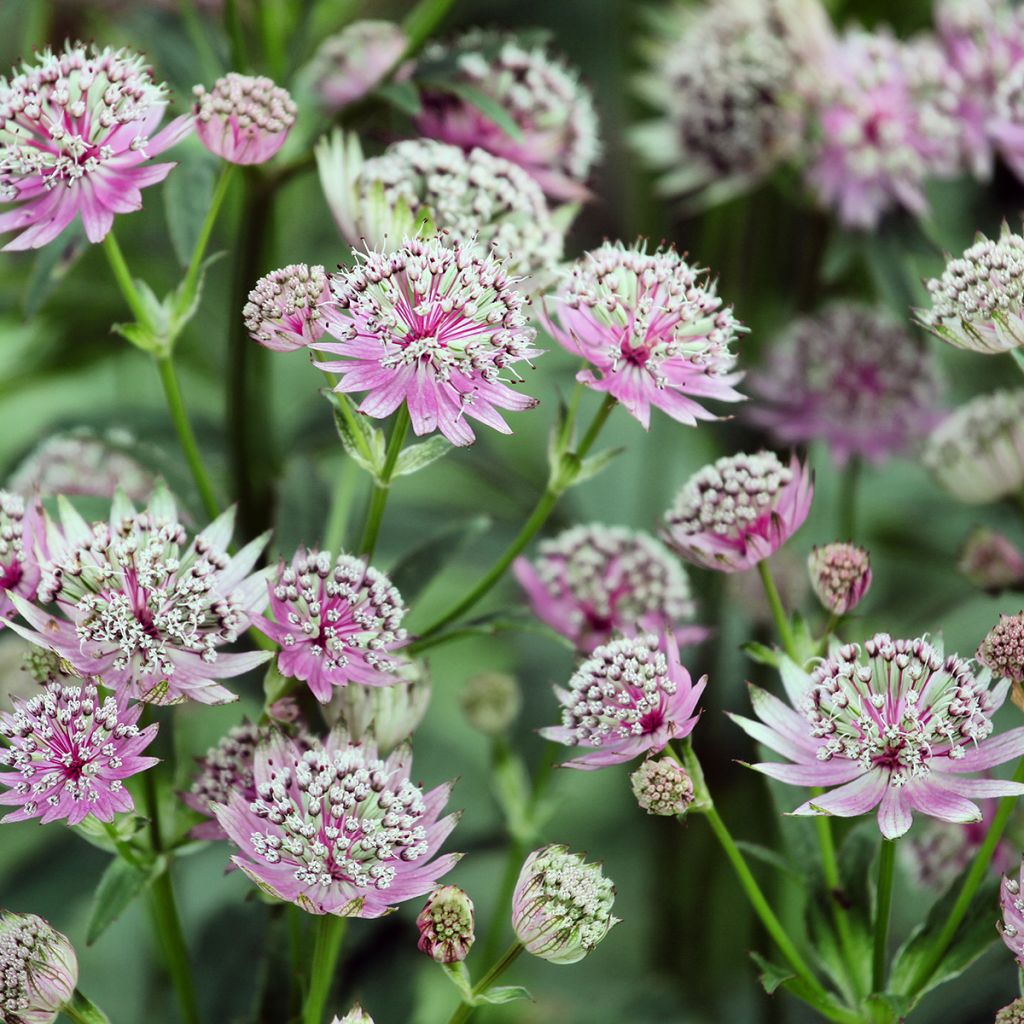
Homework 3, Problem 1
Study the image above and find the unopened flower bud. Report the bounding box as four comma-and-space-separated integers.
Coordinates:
512, 845, 618, 964
460, 672, 521, 736
193, 73, 296, 165
978, 614, 1024, 713
959, 528, 1024, 592
997, 997, 1024, 1024
416, 885, 475, 964
328, 662, 431, 754
630, 757, 694, 816
0, 911, 78, 1024
807, 543, 872, 616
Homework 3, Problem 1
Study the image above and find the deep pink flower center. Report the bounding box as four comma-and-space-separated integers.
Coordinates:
0, 561, 23, 591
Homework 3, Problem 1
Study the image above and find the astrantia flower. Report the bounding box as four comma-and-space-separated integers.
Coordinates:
807, 543, 872, 616
1001, 862, 1024, 966
0, 682, 158, 825
309, 20, 409, 113
460, 671, 521, 736
959, 527, 1024, 591
514, 523, 702, 653
415, 30, 600, 200
243, 264, 331, 352
254, 547, 409, 705
0, 491, 44, 626
978, 613, 1024, 691
0, 42, 193, 250
416, 885, 475, 964
661, 452, 813, 573
215, 729, 460, 917
917, 225, 1024, 354
542, 633, 706, 770
512, 845, 618, 964
316, 135, 565, 279
312, 237, 541, 447
193, 73, 295, 166
922, 390, 1024, 504
730, 634, 1024, 839
751, 304, 941, 465
0, 911, 77, 1024
804, 29, 962, 229
10, 488, 272, 705
543, 241, 745, 430
630, 756, 694, 817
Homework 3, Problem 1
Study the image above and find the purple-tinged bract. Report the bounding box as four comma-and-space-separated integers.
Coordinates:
0, 42, 193, 250
542, 633, 706, 770
544, 241, 745, 430
661, 451, 812, 573
0, 682, 158, 825
807, 543, 872, 616
244, 264, 331, 352
1001, 861, 1024, 967
730, 634, 1024, 839
254, 548, 409, 705
0, 492, 44, 627
0, 911, 77, 1024
193, 73, 295, 165
313, 237, 541, 447
416, 885, 475, 964
215, 729, 460, 917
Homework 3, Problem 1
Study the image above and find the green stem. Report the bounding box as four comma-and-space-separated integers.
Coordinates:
101, 820, 144, 869
102, 232, 150, 325
838, 457, 862, 540
156, 356, 221, 520
178, 0, 223, 80
180, 165, 235, 303
357, 404, 411, 559
323, 458, 360, 554
63, 990, 113, 1024
757, 560, 797, 660
873, 839, 896, 993
903, 756, 1024, 999
302, 915, 347, 1024
1010, 348, 1024, 380
446, 943, 524, 1024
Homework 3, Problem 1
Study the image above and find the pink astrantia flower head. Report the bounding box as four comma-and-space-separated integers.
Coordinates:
9, 487, 273, 706
1001, 861, 1024, 966
630, 756, 694, 817
0, 491, 44, 627
0, 911, 78, 1024
730, 634, 1024, 839
543, 241, 746, 430
661, 451, 813, 573
978, 612, 1024, 688
513, 523, 703, 653
0, 682, 158, 826
804, 29, 961, 230
415, 30, 600, 201
312, 236, 541, 447
0, 42, 193, 250
254, 548, 410, 705
309, 21, 410, 113
541, 633, 706, 770
959, 528, 1024, 592
512, 845, 618, 964
193, 73, 296, 166
917, 225, 1024, 354
215, 729, 461, 917
416, 885, 475, 964
807, 543, 872, 616
751, 304, 942, 465
243, 264, 331, 352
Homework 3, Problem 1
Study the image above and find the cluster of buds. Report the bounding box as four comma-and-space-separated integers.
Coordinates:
807, 543, 872, 616
193, 73, 296, 165
243, 264, 331, 352
630, 757, 694, 816
416, 885, 475, 964
978, 613, 1024, 708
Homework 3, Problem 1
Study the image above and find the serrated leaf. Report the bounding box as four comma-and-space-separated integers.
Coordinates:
163, 148, 217, 267
389, 515, 491, 604
22, 224, 87, 317
87, 854, 165, 945
741, 641, 781, 668
749, 952, 795, 995
374, 79, 422, 116
393, 434, 453, 477
476, 985, 531, 1006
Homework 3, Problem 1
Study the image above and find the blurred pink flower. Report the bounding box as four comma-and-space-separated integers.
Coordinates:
0, 42, 193, 250
807, 543, 872, 616
959, 527, 1024, 591
193, 73, 295, 166
1001, 860, 1024, 966
309, 21, 409, 113
0, 492, 44, 627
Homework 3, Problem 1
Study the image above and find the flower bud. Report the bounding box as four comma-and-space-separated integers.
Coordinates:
511, 845, 618, 964
332, 1007, 375, 1024
0, 911, 78, 1024
997, 997, 1024, 1024
978, 614, 1024, 712
630, 757, 694, 816
416, 885, 475, 964
328, 662, 431, 754
959, 528, 1024, 592
193, 73, 296, 165
460, 672, 521, 736
807, 543, 872, 616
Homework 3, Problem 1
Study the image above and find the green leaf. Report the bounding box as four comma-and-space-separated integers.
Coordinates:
491, 747, 534, 844
86, 854, 165, 945
859, 993, 911, 1024
734, 841, 804, 883
327, 391, 386, 479
110, 321, 162, 354
163, 147, 217, 267
72, 814, 148, 856
421, 79, 524, 142
22, 224, 87, 317
740, 641, 781, 668
441, 962, 474, 1001
374, 79, 423, 117
573, 446, 625, 486
389, 515, 491, 604
393, 434, 453, 478
476, 985, 531, 1006
749, 952, 795, 995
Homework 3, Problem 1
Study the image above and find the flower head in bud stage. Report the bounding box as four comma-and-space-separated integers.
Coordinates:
512, 845, 618, 964
317, 135, 565, 279
751, 304, 942, 465
215, 728, 461, 917
0, 491, 44, 626
978, 613, 1024, 708
415, 30, 600, 201
332, 1007, 375, 1024
917, 225, 1024, 354
309, 21, 409, 113
243, 264, 331, 352
922, 390, 1024, 505
804, 29, 962, 230
254, 547, 410, 705
807, 543, 872, 616
959, 528, 1024, 591
543, 241, 745, 430
998, 998, 1024, 1024
9, 488, 273, 706
630, 756, 694, 816
542, 633, 706, 770
460, 671, 521, 736
0, 911, 77, 1024
661, 452, 813, 574
0, 682, 158, 825
0, 42, 193, 250
193, 73, 295, 165
312, 237, 541, 447
1002, 861, 1024, 966
416, 885, 475, 964
514, 524, 704, 653
730, 634, 1024, 839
